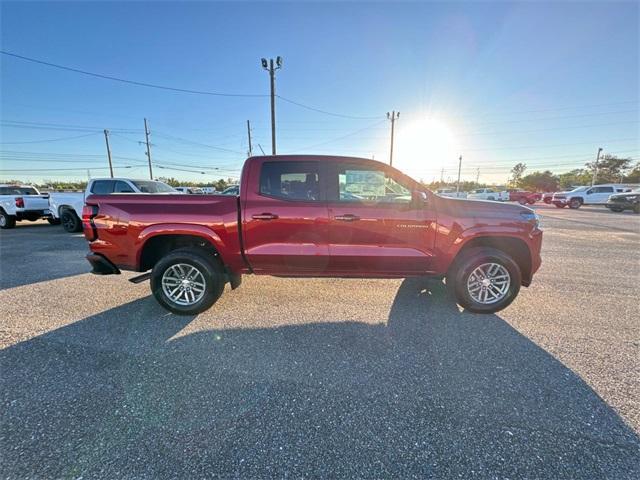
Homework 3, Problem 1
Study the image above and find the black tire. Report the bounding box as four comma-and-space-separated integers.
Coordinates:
543, 198, 552, 204
554, 203, 566, 208
568, 198, 582, 209
518, 198, 527, 205
0, 210, 16, 229
60, 209, 82, 233
609, 207, 624, 213
527, 199, 536, 205
447, 247, 521, 314
47, 218, 61, 225
487, 196, 495, 201
150, 248, 225, 315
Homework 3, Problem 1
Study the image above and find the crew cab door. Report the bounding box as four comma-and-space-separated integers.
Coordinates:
585, 186, 615, 203
325, 161, 436, 275
241, 159, 330, 274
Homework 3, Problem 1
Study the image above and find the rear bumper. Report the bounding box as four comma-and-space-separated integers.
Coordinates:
86, 253, 120, 275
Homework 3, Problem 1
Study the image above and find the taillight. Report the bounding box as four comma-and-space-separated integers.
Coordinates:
15, 197, 24, 208
82, 205, 99, 241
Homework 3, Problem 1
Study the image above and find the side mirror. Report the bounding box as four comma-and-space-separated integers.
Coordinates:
412, 190, 428, 206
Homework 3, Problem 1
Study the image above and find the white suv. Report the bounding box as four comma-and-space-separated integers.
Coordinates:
552, 184, 634, 209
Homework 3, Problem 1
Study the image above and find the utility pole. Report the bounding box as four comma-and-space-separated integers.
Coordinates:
261, 56, 282, 155
591, 147, 603, 186
387, 111, 399, 166
440, 168, 444, 183
476, 168, 480, 184
456, 155, 462, 193
103, 129, 114, 178
144, 118, 153, 179
246, 120, 253, 157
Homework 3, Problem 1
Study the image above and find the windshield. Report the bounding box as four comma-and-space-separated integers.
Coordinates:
131, 180, 176, 193
0, 186, 39, 195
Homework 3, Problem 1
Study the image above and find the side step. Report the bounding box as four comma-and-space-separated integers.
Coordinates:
129, 272, 151, 284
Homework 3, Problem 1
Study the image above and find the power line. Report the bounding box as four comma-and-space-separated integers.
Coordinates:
1, 50, 267, 98
277, 95, 384, 120
295, 119, 387, 151
0, 132, 101, 144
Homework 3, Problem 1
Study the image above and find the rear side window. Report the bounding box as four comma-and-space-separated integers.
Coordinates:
114, 181, 135, 193
259, 162, 320, 201
0, 186, 38, 195
91, 180, 115, 194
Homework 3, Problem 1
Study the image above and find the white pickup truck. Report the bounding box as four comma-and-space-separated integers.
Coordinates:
466, 188, 509, 202
49, 178, 177, 232
435, 188, 467, 199
0, 184, 53, 229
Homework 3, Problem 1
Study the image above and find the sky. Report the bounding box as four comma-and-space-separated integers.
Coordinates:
1, 0, 638, 185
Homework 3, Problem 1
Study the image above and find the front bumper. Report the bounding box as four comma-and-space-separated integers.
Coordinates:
86, 253, 120, 275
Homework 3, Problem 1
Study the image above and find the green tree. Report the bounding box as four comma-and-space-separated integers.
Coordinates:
509, 162, 527, 187
518, 170, 559, 192
623, 162, 640, 183
586, 155, 633, 184
557, 169, 591, 190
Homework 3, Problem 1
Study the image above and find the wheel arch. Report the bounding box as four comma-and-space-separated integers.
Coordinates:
452, 235, 533, 286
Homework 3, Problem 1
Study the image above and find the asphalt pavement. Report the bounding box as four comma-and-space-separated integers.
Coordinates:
1, 204, 638, 478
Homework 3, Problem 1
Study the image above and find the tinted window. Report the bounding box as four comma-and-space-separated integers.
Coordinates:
260, 162, 320, 201
91, 180, 115, 194
114, 181, 135, 193
599, 187, 614, 193
0, 186, 38, 195
332, 165, 411, 203
131, 180, 175, 193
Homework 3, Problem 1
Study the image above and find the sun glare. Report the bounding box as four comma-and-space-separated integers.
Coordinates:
393, 118, 457, 181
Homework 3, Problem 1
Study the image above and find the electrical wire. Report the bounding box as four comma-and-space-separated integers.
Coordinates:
0, 132, 101, 145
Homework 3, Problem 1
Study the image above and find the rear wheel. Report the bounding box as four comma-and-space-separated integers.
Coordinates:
554, 203, 566, 208
60, 209, 82, 232
0, 210, 16, 229
447, 247, 521, 314
150, 248, 225, 315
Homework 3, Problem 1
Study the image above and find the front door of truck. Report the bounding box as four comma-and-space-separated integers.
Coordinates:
242, 159, 330, 274
326, 161, 436, 275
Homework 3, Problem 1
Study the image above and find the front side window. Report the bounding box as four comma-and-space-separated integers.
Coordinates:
91, 180, 115, 194
333, 166, 411, 203
260, 162, 320, 201
131, 180, 175, 193
114, 181, 135, 193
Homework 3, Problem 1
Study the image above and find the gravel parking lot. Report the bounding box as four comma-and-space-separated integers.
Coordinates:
1, 204, 639, 478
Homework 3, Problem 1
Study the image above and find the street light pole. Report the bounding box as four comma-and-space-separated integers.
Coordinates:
592, 147, 603, 186
456, 155, 462, 193
261, 56, 283, 155
387, 111, 399, 166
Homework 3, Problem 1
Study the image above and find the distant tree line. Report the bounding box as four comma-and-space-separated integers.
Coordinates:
0, 177, 237, 191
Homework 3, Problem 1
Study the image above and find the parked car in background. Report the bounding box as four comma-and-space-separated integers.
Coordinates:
507, 190, 540, 205
605, 188, 640, 213
542, 192, 554, 204
467, 188, 509, 202
552, 184, 634, 209
201, 186, 218, 194
175, 186, 204, 194
221, 185, 240, 195
0, 184, 52, 229
50, 178, 177, 232
83, 155, 542, 316
435, 188, 467, 199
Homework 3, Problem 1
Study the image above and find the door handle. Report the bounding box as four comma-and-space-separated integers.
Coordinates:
334, 214, 360, 222
252, 213, 279, 220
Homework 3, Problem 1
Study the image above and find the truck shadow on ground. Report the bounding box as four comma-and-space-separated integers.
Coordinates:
1, 279, 638, 478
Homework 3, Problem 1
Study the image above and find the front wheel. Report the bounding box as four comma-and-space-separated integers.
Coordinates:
543, 198, 552, 204
609, 207, 624, 213
447, 247, 521, 314
0, 210, 16, 229
518, 198, 527, 205
150, 248, 225, 315
568, 198, 582, 209
554, 203, 566, 208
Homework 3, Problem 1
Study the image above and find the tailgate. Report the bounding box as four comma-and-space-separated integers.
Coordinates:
22, 195, 50, 211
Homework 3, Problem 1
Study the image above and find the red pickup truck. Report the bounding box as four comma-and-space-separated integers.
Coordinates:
83, 155, 542, 315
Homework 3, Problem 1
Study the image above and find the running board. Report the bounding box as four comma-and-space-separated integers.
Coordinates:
128, 272, 152, 284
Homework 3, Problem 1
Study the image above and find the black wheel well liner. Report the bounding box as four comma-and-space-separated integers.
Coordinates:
455, 236, 533, 286
139, 234, 222, 273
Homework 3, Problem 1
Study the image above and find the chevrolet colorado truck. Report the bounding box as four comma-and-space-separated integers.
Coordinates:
83, 155, 542, 315
0, 184, 52, 229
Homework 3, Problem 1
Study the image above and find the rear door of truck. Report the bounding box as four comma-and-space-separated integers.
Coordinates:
241, 158, 330, 274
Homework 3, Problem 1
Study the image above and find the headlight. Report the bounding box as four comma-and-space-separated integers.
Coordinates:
520, 211, 541, 229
